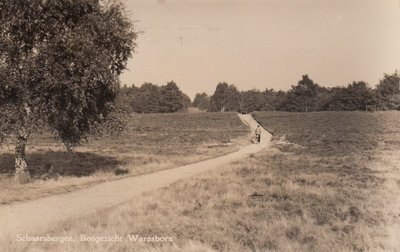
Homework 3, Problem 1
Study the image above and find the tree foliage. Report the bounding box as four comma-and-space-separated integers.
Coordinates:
181, 93, 192, 109
324, 82, 374, 111
209, 82, 241, 112
0, 0, 136, 145
159, 81, 185, 113
374, 72, 400, 110
192, 92, 210, 110
0, 0, 136, 181
240, 89, 265, 113
196, 72, 399, 113
280, 75, 327, 112
117, 81, 189, 113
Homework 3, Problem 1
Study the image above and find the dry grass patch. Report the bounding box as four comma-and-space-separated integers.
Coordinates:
14, 148, 382, 251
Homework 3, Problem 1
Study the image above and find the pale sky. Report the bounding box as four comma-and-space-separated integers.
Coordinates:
121, 0, 400, 99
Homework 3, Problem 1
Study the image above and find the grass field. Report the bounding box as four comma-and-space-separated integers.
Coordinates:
16, 111, 400, 251
0, 112, 249, 205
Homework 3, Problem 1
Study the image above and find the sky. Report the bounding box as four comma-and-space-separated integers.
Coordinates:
121, 0, 400, 99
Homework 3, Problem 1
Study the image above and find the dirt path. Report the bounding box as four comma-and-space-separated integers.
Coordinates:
0, 114, 271, 243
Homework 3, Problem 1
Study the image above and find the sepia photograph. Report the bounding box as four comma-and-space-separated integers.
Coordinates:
0, 0, 399, 251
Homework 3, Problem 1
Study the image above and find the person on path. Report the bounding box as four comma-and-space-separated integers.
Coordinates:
255, 125, 261, 143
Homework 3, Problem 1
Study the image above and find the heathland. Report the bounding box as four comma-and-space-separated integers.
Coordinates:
0, 112, 249, 205
15, 111, 400, 251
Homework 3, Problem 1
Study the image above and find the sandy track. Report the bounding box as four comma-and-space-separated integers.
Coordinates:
0, 114, 271, 243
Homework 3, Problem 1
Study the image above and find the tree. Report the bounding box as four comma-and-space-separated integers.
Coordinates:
262, 89, 286, 111
115, 84, 140, 113
136, 83, 161, 113
280, 75, 323, 112
192, 92, 210, 110
181, 93, 192, 110
375, 72, 400, 110
240, 89, 264, 113
224, 85, 241, 111
0, 0, 136, 183
295, 75, 317, 112
324, 82, 374, 111
159, 81, 184, 113
209, 83, 228, 111
117, 82, 188, 113
209, 82, 241, 112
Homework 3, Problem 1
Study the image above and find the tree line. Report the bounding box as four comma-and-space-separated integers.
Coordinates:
192, 72, 400, 112
117, 81, 191, 113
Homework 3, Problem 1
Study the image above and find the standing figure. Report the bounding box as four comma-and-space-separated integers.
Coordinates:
255, 125, 261, 143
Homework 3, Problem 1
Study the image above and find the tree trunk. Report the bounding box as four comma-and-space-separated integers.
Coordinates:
15, 130, 30, 184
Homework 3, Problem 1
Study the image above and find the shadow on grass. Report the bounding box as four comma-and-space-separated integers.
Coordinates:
0, 151, 125, 178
